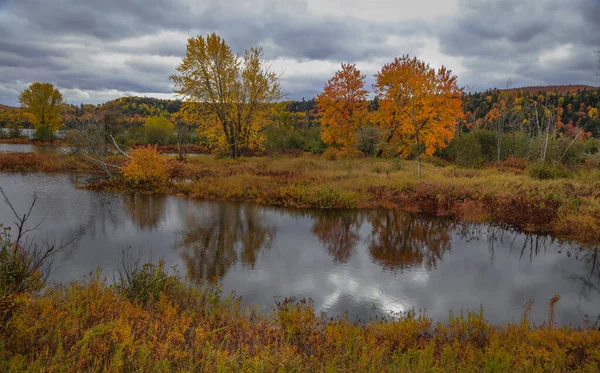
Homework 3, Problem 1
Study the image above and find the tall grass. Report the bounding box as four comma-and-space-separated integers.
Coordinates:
1, 262, 599, 372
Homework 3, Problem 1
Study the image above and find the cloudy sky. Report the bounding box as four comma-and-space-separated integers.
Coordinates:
0, 0, 599, 106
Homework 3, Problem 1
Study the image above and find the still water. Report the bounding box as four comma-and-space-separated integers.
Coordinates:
0, 143, 67, 153
0, 172, 599, 326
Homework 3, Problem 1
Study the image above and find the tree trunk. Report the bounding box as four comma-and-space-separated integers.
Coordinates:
176, 123, 185, 161
497, 130, 502, 166
416, 129, 421, 178
511, 132, 515, 158
103, 121, 108, 156
496, 118, 502, 166
542, 118, 550, 161
376, 130, 394, 158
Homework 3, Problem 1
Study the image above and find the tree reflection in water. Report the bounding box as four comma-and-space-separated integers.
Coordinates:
312, 211, 364, 264
366, 210, 453, 271
176, 203, 275, 283
568, 246, 600, 308
123, 193, 166, 231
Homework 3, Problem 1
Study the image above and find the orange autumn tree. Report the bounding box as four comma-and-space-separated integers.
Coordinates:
374, 55, 463, 176
316, 63, 369, 151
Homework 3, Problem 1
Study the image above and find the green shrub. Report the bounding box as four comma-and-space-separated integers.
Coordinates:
356, 126, 380, 156
144, 116, 174, 145
34, 126, 55, 141
116, 257, 180, 306
0, 226, 45, 296
436, 138, 457, 161
313, 186, 357, 208
584, 138, 600, 155
5, 123, 22, 139
265, 126, 324, 154
456, 133, 485, 168
473, 130, 498, 162
528, 161, 570, 180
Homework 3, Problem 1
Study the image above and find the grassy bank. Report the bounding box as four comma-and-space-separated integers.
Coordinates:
0, 152, 124, 173
99, 155, 600, 245
1, 152, 600, 244
1, 264, 599, 372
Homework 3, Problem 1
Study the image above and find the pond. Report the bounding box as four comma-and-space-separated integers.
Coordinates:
0, 143, 68, 153
0, 172, 599, 326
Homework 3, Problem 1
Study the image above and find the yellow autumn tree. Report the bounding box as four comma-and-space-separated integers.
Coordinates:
18, 82, 64, 140
170, 33, 282, 157
144, 116, 174, 145
374, 56, 463, 176
316, 63, 369, 150
172, 102, 227, 156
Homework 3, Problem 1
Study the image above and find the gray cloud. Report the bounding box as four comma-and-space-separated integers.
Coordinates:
0, 0, 598, 106
439, 0, 600, 89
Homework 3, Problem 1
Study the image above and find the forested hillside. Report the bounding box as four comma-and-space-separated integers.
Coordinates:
463, 87, 600, 138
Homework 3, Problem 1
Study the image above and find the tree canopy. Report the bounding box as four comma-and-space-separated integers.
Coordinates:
316, 63, 369, 150
170, 33, 282, 157
374, 55, 464, 176
18, 82, 64, 140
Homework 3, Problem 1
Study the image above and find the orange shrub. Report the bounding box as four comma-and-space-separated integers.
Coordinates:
121, 146, 170, 189
322, 147, 339, 160
498, 157, 529, 172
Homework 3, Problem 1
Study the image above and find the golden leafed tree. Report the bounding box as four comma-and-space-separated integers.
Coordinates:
18, 82, 64, 140
170, 33, 282, 157
316, 63, 369, 150
374, 56, 463, 176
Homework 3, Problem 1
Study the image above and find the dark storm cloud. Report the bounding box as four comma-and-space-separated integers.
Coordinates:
7, 0, 401, 60
0, 0, 598, 105
438, 0, 600, 89
0, 0, 416, 104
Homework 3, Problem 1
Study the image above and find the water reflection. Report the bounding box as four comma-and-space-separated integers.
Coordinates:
1, 172, 599, 325
312, 210, 363, 264
0, 143, 67, 154
367, 210, 452, 271
176, 203, 275, 283
123, 194, 166, 230
569, 247, 600, 303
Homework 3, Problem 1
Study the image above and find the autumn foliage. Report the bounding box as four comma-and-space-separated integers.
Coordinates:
171, 33, 282, 157
121, 146, 170, 189
2, 265, 600, 372
316, 55, 464, 173
18, 82, 64, 140
316, 63, 369, 150
374, 55, 464, 175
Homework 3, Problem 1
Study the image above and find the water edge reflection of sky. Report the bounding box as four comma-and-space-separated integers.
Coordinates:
0, 172, 599, 326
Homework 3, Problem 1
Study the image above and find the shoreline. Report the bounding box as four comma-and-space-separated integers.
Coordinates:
2, 268, 599, 371
1, 152, 599, 245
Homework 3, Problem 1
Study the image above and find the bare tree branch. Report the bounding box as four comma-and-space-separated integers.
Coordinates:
110, 134, 132, 159
0, 187, 81, 294
556, 129, 585, 165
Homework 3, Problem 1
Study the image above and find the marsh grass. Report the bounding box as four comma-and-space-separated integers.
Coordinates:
1, 262, 599, 372
2, 152, 600, 244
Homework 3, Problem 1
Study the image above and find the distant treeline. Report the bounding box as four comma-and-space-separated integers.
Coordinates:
78, 87, 600, 137
2, 87, 599, 135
